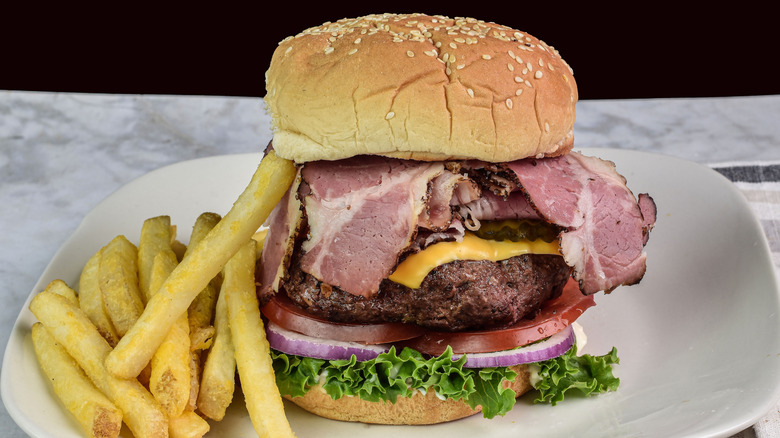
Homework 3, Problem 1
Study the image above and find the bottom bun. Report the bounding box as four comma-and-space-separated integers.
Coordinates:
284, 365, 532, 425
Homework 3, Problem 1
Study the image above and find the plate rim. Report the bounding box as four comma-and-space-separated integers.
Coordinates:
3, 148, 780, 438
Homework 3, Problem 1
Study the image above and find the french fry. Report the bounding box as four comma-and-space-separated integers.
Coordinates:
138, 215, 174, 302
106, 150, 297, 379
187, 351, 201, 412
29, 291, 168, 438
226, 240, 296, 438
184, 212, 221, 413
44, 279, 78, 304
31, 322, 123, 438
187, 212, 221, 353
168, 411, 210, 438
149, 251, 192, 418
196, 249, 238, 421
98, 235, 144, 337
79, 250, 120, 346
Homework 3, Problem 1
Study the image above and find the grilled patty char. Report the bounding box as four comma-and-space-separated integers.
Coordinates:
281, 253, 572, 331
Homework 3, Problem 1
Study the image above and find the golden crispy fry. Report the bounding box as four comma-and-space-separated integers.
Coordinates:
29, 291, 168, 438
44, 279, 78, 304
138, 215, 174, 302
149, 251, 192, 418
226, 240, 296, 438
79, 250, 120, 346
31, 322, 123, 438
168, 410, 210, 438
187, 351, 200, 412
187, 212, 221, 350
106, 150, 297, 380
196, 246, 239, 421
189, 326, 215, 352
171, 239, 187, 262
184, 212, 222, 413
98, 235, 144, 337
185, 212, 222, 259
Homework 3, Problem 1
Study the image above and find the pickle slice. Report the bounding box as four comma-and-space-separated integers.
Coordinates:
473, 219, 560, 243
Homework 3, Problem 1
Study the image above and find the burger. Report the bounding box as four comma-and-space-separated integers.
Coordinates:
256, 13, 656, 425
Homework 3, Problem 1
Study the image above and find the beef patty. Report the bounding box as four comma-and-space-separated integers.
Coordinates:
280, 253, 572, 331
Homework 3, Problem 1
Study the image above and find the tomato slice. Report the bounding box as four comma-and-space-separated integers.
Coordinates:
261, 278, 594, 354
399, 278, 594, 355
260, 293, 425, 345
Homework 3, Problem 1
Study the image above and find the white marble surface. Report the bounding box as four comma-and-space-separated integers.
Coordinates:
1, 90, 779, 437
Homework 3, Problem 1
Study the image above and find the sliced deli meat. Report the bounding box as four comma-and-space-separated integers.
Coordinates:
259, 152, 655, 301
505, 152, 656, 294
298, 156, 445, 298
258, 171, 303, 304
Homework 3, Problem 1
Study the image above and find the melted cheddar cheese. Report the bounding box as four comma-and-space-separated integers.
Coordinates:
388, 232, 561, 289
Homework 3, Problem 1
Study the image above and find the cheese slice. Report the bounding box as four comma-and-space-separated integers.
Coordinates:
388, 232, 561, 289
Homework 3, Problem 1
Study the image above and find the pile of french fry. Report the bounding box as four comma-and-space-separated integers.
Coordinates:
28, 151, 298, 438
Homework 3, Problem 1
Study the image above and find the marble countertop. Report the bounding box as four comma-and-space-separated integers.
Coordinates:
1, 90, 779, 437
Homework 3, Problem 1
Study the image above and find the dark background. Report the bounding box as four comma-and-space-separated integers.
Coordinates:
2, 4, 777, 100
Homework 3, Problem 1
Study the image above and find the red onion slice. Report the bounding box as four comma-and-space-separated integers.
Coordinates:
454, 325, 575, 368
267, 320, 575, 367
266, 321, 391, 362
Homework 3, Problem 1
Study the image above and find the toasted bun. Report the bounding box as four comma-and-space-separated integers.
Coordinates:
284, 364, 532, 425
264, 13, 578, 163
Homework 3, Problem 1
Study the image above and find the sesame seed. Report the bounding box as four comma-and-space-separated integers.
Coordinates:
324, 47, 334, 54
482, 54, 491, 60
514, 76, 523, 83
508, 63, 514, 71
467, 88, 475, 98
386, 111, 395, 120
545, 122, 550, 132
506, 98, 513, 109
424, 50, 437, 56
535, 70, 543, 79
457, 64, 465, 69
516, 88, 523, 96
354, 38, 362, 44
407, 50, 415, 57
348, 48, 358, 55
538, 59, 545, 67
284, 46, 292, 55
449, 42, 458, 49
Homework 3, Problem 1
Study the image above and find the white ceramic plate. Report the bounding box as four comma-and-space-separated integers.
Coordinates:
3, 149, 780, 438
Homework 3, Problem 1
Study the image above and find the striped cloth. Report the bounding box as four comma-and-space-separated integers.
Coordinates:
711, 162, 780, 438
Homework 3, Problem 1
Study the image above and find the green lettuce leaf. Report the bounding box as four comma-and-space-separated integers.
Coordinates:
270, 344, 620, 418
271, 346, 519, 418
532, 346, 621, 406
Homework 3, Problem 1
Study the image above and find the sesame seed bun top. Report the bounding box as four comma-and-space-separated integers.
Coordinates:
264, 13, 578, 163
